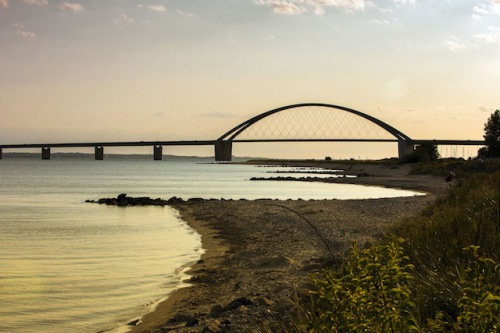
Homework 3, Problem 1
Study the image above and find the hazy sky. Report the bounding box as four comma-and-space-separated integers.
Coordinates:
1, 0, 499, 158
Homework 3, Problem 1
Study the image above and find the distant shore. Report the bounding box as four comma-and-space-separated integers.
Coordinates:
129, 162, 448, 333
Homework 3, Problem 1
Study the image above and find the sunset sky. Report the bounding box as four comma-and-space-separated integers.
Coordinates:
1, 0, 499, 159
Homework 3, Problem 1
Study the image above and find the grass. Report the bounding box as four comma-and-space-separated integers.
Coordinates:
409, 158, 500, 177
391, 171, 500, 329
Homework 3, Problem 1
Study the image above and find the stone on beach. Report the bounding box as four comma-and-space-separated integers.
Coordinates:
127, 319, 142, 326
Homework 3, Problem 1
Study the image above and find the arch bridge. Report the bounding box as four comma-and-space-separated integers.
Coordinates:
0, 103, 485, 160
215, 103, 483, 161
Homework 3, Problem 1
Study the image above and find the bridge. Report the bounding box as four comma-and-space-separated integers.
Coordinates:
0, 103, 485, 161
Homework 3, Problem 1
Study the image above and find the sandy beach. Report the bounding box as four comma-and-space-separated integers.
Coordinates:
129, 162, 449, 333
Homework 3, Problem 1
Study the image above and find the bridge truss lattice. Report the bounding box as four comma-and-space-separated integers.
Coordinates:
215, 103, 413, 160
218, 103, 410, 143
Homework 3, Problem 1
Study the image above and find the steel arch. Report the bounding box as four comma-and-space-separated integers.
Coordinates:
217, 103, 411, 142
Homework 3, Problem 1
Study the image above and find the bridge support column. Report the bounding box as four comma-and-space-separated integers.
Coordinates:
215, 141, 232, 161
0, 148, 2, 160
154, 145, 163, 160
42, 147, 51, 160
95, 146, 104, 160
398, 140, 414, 160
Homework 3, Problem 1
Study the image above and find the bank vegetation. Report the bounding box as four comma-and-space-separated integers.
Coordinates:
259, 158, 500, 332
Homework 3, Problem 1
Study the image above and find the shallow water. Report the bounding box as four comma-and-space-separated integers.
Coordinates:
0, 158, 422, 332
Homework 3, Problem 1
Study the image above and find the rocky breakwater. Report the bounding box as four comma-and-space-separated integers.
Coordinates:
85, 193, 185, 206
249, 172, 369, 182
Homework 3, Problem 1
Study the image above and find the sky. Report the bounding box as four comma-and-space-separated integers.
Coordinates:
1, 0, 499, 159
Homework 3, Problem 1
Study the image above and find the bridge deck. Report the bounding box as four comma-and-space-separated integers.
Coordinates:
0, 138, 485, 161
0, 140, 216, 149
0, 138, 485, 149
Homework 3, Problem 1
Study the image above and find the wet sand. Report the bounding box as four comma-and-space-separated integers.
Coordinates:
129, 162, 449, 333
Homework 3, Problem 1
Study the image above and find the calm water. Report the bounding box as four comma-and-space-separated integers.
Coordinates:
0, 158, 422, 333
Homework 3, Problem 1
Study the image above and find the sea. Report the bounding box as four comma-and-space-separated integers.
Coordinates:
0, 157, 422, 333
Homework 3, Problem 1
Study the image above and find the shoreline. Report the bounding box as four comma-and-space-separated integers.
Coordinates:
127, 207, 230, 333
129, 162, 449, 333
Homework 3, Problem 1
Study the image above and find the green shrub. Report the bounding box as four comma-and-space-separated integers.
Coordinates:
454, 246, 500, 332
394, 173, 500, 267
390, 173, 500, 323
402, 143, 440, 163
306, 173, 499, 332
311, 237, 419, 332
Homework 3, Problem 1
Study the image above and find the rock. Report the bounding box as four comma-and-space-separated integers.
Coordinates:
117, 198, 128, 206
256, 255, 290, 269
88, 194, 170, 206
296, 287, 313, 301
236, 305, 249, 313
202, 319, 222, 333
117, 193, 127, 200
270, 298, 297, 315
185, 317, 200, 327
190, 275, 216, 284
223, 297, 253, 312
172, 311, 192, 322
210, 304, 223, 318
255, 296, 274, 307
167, 196, 183, 204
127, 319, 142, 326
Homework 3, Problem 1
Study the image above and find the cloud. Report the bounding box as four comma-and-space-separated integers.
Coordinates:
472, 0, 500, 19
306, 0, 365, 11
446, 40, 466, 51
254, 0, 433, 15
474, 30, 500, 46
254, 0, 365, 15
478, 106, 495, 113
59, 2, 82, 12
374, 18, 390, 24
151, 111, 164, 117
391, 0, 416, 4
18, 30, 36, 38
20, 0, 48, 5
267, 1, 306, 15
15, 23, 36, 38
473, 4, 489, 15
177, 9, 196, 18
0, 0, 8, 8
138, 4, 166, 12
115, 14, 134, 24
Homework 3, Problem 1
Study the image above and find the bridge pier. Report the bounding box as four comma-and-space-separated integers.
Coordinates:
42, 147, 51, 160
398, 140, 414, 160
154, 145, 162, 160
215, 141, 232, 161
95, 146, 104, 160
0, 148, 2, 159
